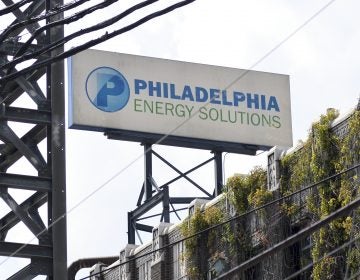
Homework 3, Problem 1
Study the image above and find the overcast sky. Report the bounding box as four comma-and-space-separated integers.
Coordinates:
1, 0, 360, 279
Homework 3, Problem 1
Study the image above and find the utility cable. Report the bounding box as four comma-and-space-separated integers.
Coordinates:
0, 0, 33, 17
0, 0, 162, 100
77, 170, 360, 280
73, 164, 359, 278
0, 0, 92, 43
283, 234, 360, 280
0, 0, 195, 83
214, 195, 360, 279
3, 0, 118, 73
0, 0, 155, 70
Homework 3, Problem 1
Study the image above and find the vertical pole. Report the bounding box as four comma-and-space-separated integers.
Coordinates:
128, 212, 135, 244
163, 186, 170, 223
214, 151, 223, 196
48, 0, 67, 278
144, 143, 152, 201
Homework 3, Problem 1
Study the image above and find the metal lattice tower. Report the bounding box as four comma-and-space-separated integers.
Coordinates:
0, 0, 66, 279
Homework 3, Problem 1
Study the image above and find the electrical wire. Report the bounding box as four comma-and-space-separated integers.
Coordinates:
0, 0, 157, 71
0, 0, 163, 100
0, 0, 196, 83
214, 196, 360, 279
0, 0, 195, 83
0, 0, 93, 43
0, 0, 33, 17
3, 0, 118, 73
284, 227, 359, 279
76, 164, 360, 280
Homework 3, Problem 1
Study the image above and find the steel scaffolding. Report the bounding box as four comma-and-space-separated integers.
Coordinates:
0, 0, 67, 279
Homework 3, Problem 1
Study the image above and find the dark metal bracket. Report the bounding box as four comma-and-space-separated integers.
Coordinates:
124, 143, 224, 244
0, 0, 67, 279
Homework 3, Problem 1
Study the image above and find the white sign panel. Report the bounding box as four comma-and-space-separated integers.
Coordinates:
68, 49, 292, 150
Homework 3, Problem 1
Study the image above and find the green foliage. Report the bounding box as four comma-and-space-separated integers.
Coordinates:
227, 166, 268, 214
312, 256, 336, 280
181, 166, 270, 278
180, 209, 207, 279
180, 206, 230, 279
248, 187, 273, 208
347, 247, 360, 275
280, 140, 313, 193
280, 201, 300, 217
280, 108, 360, 279
179, 108, 359, 279
226, 174, 250, 214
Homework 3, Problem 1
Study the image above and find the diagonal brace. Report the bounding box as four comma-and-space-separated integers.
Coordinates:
0, 188, 47, 241
0, 120, 46, 172
152, 150, 212, 197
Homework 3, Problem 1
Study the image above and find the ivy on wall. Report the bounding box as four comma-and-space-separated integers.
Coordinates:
180, 166, 271, 279
180, 205, 226, 279
280, 108, 360, 279
227, 166, 272, 213
180, 107, 359, 279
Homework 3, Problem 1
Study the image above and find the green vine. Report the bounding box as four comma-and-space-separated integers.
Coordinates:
280, 108, 360, 279
180, 205, 231, 279
179, 108, 359, 279
227, 166, 271, 214
181, 166, 271, 278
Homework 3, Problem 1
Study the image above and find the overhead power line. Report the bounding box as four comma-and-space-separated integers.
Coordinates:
284, 234, 360, 280
76, 163, 360, 280
214, 195, 360, 279
0, 0, 33, 16
0, 0, 93, 43
0, 0, 195, 83
3, 0, 118, 73
0, 0, 155, 71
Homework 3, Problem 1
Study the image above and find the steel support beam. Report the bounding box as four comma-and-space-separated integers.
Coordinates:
153, 150, 213, 197
106, 129, 266, 155
127, 147, 226, 244
0, 125, 47, 171
143, 143, 153, 201
135, 223, 153, 233
0, 241, 52, 258
132, 190, 165, 220
0, 192, 47, 241
213, 151, 223, 196
162, 185, 170, 223
6, 264, 35, 280
6, 258, 52, 280
0, 173, 51, 191
169, 197, 210, 204
0, 41, 44, 56
0, 105, 51, 124
0, 189, 48, 242
128, 187, 171, 243
0, 121, 47, 171
0, 0, 66, 278
48, 0, 67, 277
127, 213, 136, 244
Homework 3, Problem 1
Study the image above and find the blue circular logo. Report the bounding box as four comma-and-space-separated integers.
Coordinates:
85, 67, 130, 112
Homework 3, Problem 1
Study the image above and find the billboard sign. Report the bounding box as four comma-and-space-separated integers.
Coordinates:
68, 49, 292, 153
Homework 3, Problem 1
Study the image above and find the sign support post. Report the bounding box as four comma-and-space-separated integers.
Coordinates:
213, 151, 223, 196
144, 143, 153, 201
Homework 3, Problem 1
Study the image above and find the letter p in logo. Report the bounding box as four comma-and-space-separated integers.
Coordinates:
86, 67, 130, 112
